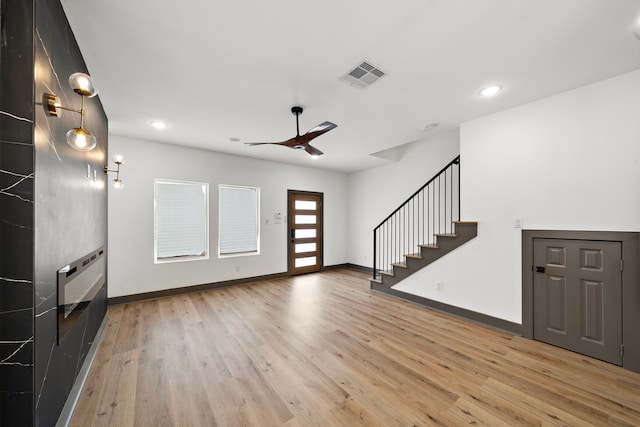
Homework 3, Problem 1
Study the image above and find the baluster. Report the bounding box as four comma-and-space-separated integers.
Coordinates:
371, 156, 461, 280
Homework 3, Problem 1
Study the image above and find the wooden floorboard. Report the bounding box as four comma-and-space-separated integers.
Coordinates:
70, 269, 640, 426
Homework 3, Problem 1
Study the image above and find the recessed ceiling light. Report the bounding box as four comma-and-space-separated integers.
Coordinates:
310, 155, 320, 160
150, 120, 166, 129
479, 85, 502, 97
422, 123, 439, 131
229, 137, 241, 142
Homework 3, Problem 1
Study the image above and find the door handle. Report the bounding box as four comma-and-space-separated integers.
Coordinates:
535, 266, 545, 273
290, 229, 295, 239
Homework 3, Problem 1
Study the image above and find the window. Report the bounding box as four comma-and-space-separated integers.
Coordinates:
219, 185, 259, 256
154, 179, 209, 263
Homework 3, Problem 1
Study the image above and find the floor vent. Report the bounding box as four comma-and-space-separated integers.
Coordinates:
340, 60, 387, 89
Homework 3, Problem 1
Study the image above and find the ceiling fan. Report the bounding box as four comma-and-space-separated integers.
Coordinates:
245, 106, 337, 156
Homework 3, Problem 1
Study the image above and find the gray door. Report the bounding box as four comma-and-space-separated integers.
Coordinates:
533, 238, 622, 365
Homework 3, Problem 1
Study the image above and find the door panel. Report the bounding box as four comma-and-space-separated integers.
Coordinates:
545, 275, 567, 334
581, 279, 604, 343
288, 191, 322, 275
533, 239, 622, 365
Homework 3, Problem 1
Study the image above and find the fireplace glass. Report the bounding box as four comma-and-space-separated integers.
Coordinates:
57, 247, 105, 343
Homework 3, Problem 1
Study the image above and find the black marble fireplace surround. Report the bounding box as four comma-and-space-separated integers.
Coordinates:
1, 1, 108, 425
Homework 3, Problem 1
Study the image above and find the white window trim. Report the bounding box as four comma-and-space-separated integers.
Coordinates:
154, 179, 210, 264
218, 184, 260, 258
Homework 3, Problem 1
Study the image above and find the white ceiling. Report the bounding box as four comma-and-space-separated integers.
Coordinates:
60, 0, 640, 173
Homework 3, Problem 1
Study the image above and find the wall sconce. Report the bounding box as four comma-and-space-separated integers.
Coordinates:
45, 72, 98, 151
104, 155, 125, 189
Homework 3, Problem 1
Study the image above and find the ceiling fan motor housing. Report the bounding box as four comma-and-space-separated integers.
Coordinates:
291, 106, 303, 116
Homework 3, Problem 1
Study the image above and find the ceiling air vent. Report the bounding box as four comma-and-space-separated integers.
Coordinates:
340, 60, 387, 89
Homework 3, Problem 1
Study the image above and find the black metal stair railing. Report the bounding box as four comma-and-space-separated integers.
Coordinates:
373, 156, 460, 280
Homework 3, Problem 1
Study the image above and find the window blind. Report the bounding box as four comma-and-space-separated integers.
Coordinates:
219, 185, 259, 255
155, 180, 208, 261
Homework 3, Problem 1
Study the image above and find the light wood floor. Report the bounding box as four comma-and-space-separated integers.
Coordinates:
70, 268, 640, 426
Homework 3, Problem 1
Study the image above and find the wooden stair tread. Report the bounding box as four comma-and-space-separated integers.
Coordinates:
373, 220, 478, 288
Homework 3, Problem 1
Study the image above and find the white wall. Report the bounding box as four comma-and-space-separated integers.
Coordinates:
394, 69, 640, 323
107, 136, 348, 297
347, 130, 461, 267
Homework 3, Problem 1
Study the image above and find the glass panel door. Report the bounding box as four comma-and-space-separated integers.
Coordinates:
288, 191, 322, 275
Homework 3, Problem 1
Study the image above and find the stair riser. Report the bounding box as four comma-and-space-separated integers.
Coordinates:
390, 266, 413, 281
372, 222, 477, 289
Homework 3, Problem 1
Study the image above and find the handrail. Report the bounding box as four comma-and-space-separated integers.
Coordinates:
375, 156, 460, 229
373, 155, 461, 280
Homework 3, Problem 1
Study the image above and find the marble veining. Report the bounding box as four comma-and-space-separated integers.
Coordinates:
35, 337, 56, 409
34, 28, 72, 164
35, 28, 68, 106
35, 287, 56, 309
34, 305, 56, 318
0, 110, 34, 123
75, 319, 89, 374
0, 337, 34, 367
0, 217, 32, 229
0, 169, 34, 203
0, 276, 32, 284
35, 121, 63, 163
0, 307, 32, 315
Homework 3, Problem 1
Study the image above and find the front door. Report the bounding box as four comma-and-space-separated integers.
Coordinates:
533, 238, 622, 365
288, 191, 322, 275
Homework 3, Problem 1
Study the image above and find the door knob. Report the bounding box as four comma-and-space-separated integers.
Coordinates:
535, 266, 545, 273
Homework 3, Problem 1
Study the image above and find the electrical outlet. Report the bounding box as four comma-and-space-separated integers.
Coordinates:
436, 282, 444, 291
235, 266, 240, 272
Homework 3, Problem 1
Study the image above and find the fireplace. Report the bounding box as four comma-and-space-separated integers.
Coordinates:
57, 247, 105, 344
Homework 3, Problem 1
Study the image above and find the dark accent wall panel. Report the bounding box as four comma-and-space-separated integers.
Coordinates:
1, 0, 108, 425
0, 0, 35, 145
0, 1, 36, 426
33, 0, 108, 426
0, 143, 35, 425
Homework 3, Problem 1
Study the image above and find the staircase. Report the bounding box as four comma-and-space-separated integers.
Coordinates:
371, 156, 477, 290
371, 221, 477, 289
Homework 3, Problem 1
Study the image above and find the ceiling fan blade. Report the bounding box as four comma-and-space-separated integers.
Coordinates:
293, 121, 337, 146
305, 121, 337, 138
304, 144, 323, 156
244, 142, 275, 146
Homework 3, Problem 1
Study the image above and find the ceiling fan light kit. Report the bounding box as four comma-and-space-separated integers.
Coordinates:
245, 106, 337, 156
